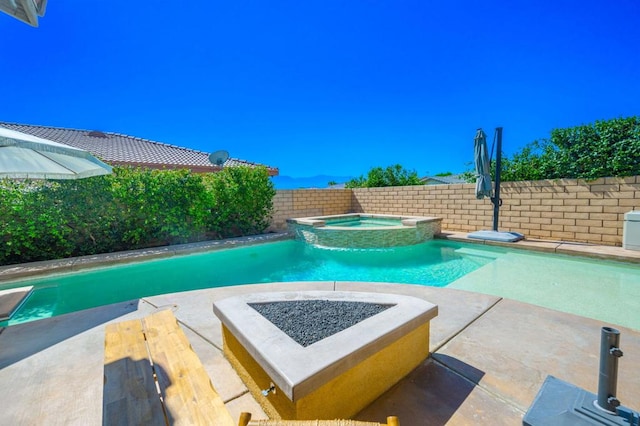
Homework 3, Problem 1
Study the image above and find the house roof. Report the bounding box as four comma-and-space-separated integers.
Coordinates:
0, 122, 278, 176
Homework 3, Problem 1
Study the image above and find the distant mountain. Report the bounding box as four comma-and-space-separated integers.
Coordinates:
271, 175, 354, 189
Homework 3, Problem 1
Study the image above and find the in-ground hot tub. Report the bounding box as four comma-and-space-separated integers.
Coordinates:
288, 213, 442, 248
213, 290, 438, 420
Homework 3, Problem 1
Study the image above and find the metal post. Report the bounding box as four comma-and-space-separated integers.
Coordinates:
596, 326, 623, 413
492, 127, 503, 232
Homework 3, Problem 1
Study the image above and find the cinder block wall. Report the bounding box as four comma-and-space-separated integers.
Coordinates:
268, 189, 352, 232
268, 177, 640, 246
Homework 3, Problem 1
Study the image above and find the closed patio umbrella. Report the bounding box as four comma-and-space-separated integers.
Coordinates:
474, 128, 493, 199
468, 127, 524, 243
0, 126, 112, 180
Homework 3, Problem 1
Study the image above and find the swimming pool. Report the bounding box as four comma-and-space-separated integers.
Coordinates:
1, 239, 639, 330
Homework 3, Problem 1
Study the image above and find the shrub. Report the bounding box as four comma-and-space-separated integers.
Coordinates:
501, 116, 640, 181
345, 164, 422, 188
0, 166, 275, 265
109, 167, 212, 246
204, 166, 276, 238
0, 180, 73, 262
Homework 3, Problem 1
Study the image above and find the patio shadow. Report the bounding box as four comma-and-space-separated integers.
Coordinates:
0, 299, 140, 369
354, 356, 486, 425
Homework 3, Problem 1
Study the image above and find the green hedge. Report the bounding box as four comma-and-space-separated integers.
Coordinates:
0, 166, 275, 265
501, 116, 640, 181
345, 164, 423, 188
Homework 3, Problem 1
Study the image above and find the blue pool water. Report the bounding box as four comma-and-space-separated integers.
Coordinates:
1, 239, 639, 330
325, 217, 402, 227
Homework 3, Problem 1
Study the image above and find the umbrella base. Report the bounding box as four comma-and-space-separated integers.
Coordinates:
467, 230, 524, 243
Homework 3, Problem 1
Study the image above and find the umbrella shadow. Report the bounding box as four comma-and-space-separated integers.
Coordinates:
103, 357, 175, 425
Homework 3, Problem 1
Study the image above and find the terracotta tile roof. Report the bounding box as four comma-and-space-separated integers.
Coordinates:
0, 122, 279, 176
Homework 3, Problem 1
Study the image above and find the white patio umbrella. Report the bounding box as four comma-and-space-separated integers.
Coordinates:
0, 0, 47, 27
0, 127, 112, 180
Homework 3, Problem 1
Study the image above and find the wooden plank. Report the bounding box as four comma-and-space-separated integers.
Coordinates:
143, 310, 235, 426
103, 318, 167, 425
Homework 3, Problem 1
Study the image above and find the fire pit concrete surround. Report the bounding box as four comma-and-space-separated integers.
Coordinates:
213, 290, 438, 420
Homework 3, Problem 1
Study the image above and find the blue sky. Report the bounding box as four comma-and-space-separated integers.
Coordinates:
2, 1, 639, 179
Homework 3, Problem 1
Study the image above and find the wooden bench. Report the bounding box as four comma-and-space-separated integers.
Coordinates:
238, 412, 399, 425
103, 309, 235, 426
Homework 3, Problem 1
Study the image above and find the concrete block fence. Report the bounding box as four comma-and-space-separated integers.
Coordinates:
268, 176, 640, 247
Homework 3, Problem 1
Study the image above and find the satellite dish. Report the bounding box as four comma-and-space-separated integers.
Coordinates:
209, 150, 229, 167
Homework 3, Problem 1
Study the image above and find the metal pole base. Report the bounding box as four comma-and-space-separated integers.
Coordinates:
523, 376, 639, 425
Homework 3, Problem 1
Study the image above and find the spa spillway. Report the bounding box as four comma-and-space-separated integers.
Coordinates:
287, 213, 442, 248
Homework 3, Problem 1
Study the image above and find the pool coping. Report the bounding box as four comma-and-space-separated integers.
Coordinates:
0, 232, 291, 283
287, 213, 441, 228
437, 231, 640, 264
1, 229, 639, 285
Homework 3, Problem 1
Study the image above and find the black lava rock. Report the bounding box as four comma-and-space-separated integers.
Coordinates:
248, 300, 392, 347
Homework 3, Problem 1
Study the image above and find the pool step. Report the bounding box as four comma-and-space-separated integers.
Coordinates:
0, 286, 34, 321
452, 246, 501, 260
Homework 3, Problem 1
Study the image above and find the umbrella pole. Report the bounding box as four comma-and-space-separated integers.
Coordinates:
492, 127, 503, 232
469, 126, 523, 242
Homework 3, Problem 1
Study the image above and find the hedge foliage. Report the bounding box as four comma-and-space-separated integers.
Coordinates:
461, 116, 640, 183
0, 166, 275, 265
345, 164, 423, 188
502, 116, 640, 181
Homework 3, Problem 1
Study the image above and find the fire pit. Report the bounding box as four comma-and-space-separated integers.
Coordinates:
213, 290, 438, 420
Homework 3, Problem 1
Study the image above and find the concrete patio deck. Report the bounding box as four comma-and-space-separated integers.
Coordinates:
1, 233, 639, 425
1, 280, 639, 425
